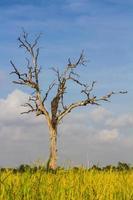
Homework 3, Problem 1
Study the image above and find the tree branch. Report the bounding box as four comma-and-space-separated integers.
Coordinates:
57, 90, 127, 122
21, 103, 36, 114
10, 31, 51, 120
67, 50, 86, 68
50, 51, 87, 117
43, 81, 56, 103
96, 91, 128, 103
10, 31, 42, 92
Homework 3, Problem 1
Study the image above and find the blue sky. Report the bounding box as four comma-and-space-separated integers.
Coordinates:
0, 0, 133, 100
0, 0, 133, 167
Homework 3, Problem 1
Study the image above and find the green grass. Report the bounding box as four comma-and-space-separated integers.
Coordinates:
0, 167, 133, 200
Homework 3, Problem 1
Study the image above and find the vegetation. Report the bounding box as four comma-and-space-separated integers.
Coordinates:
0, 163, 133, 200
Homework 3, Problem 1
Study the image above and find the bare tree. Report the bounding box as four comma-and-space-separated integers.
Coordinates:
10, 31, 127, 170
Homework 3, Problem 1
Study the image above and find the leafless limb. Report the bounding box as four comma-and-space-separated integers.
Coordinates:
43, 81, 56, 103
96, 91, 128, 102
68, 50, 86, 68
21, 103, 36, 114
51, 51, 127, 123
50, 51, 87, 115
57, 89, 127, 122
81, 81, 96, 98
10, 31, 51, 120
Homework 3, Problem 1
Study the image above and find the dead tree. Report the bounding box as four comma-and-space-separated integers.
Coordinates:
10, 31, 127, 170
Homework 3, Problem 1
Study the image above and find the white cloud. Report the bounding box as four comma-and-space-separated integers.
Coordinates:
89, 107, 111, 122
89, 107, 133, 131
0, 89, 49, 166
106, 114, 133, 128
98, 128, 119, 142
0, 89, 133, 167
0, 89, 45, 139
0, 89, 28, 121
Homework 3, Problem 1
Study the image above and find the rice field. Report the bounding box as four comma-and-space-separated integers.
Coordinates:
0, 167, 133, 200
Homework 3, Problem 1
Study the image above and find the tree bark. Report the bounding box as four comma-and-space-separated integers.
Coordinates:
47, 124, 57, 170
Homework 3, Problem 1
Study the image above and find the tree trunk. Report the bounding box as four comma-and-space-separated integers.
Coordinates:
47, 124, 57, 170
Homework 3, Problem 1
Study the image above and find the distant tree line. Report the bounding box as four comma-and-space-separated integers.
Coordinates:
90, 162, 130, 171
0, 162, 132, 173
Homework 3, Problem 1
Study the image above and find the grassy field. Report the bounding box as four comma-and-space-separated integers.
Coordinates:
0, 167, 133, 200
